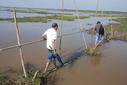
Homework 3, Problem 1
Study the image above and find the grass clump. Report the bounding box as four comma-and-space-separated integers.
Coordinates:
0, 63, 57, 85
105, 18, 127, 41
85, 48, 101, 56
0, 63, 41, 85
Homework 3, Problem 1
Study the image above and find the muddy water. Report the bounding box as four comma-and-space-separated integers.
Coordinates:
0, 19, 85, 70
0, 12, 127, 85
53, 41, 127, 85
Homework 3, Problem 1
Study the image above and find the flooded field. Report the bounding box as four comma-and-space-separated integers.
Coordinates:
0, 9, 127, 85
52, 40, 127, 85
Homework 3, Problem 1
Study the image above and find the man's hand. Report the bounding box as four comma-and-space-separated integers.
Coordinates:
53, 49, 57, 55
41, 36, 47, 40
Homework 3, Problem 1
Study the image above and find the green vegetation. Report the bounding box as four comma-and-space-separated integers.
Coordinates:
7, 9, 72, 15
104, 18, 127, 41
85, 48, 101, 56
1, 16, 49, 23
0, 63, 39, 85
111, 18, 127, 31
0, 63, 56, 85
91, 14, 127, 17
105, 18, 127, 32
0, 15, 89, 22
36, 8, 127, 14
1, 6, 127, 15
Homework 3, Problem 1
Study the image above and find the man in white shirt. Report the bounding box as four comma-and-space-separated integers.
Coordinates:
41, 23, 64, 73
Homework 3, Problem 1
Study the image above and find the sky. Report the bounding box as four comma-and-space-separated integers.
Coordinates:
0, 0, 127, 12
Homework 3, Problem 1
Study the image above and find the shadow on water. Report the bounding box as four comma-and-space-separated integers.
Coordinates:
0, 48, 86, 85
40, 72, 59, 85
87, 56, 102, 67
63, 50, 85, 68
40, 49, 86, 85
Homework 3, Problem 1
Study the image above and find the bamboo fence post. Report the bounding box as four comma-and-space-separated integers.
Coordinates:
32, 70, 39, 81
96, 0, 99, 15
13, 10, 27, 78
73, 0, 88, 49
110, 16, 113, 38
59, 0, 64, 54
92, 0, 99, 47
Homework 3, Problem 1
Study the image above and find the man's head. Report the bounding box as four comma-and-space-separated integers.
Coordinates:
97, 21, 101, 24
52, 23, 58, 30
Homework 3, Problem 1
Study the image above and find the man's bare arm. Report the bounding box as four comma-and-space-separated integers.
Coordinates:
41, 34, 47, 40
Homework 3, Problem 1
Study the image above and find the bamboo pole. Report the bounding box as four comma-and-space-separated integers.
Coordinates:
32, 70, 39, 81
93, 0, 99, 47
96, 0, 99, 15
110, 15, 113, 38
13, 10, 27, 78
59, 0, 64, 54
90, 0, 99, 48
73, 0, 88, 49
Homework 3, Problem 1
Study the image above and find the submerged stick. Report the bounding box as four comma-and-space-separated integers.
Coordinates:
94, 39, 104, 49
32, 70, 39, 81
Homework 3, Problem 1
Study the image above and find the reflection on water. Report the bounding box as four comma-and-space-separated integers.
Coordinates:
88, 56, 102, 67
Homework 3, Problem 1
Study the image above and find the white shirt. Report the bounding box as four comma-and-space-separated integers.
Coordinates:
43, 28, 57, 50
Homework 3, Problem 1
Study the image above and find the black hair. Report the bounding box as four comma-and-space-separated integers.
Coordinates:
97, 21, 101, 24
52, 23, 58, 28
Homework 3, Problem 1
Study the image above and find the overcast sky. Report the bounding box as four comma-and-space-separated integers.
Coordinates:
0, 0, 127, 12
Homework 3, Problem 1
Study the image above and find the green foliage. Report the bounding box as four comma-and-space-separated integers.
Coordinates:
0, 15, 89, 22
0, 63, 41, 85
105, 18, 127, 41
7, 9, 72, 15
107, 18, 127, 32
1, 6, 127, 14
91, 14, 127, 17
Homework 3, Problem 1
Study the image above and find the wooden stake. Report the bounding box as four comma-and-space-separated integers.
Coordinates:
13, 10, 27, 78
59, 0, 64, 54
73, 0, 88, 49
32, 70, 39, 81
96, 0, 99, 15
110, 15, 113, 38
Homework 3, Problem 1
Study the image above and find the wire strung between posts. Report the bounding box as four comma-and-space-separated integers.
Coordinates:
72, 0, 88, 49
13, 10, 27, 78
0, 30, 84, 52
